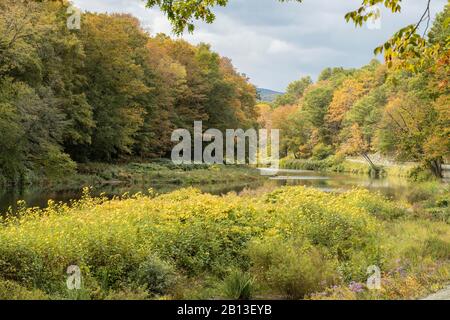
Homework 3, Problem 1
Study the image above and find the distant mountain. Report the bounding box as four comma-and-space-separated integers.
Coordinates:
257, 88, 284, 102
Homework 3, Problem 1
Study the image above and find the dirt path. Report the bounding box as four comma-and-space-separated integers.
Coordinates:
421, 286, 450, 300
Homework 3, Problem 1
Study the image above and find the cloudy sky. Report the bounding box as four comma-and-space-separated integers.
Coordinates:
72, 0, 447, 92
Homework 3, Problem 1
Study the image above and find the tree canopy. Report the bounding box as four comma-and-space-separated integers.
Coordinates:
0, 0, 258, 185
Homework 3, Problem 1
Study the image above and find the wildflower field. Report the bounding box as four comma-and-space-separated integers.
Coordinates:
0, 185, 448, 300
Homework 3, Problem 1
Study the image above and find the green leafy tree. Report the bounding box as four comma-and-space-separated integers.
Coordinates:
79, 13, 150, 160
301, 83, 334, 142
273, 76, 312, 108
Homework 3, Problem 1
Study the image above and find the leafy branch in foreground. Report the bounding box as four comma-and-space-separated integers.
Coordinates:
370, 0, 448, 72
144, 0, 303, 34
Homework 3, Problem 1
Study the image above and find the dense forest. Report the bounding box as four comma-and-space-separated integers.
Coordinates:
1, 0, 448, 187
0, 0, 258, 186
259, 4, 449, 178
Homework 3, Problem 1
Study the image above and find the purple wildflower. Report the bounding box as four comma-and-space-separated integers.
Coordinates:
349, 281, 365, 293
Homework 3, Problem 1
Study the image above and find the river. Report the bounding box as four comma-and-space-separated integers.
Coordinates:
0, 168, 430, 215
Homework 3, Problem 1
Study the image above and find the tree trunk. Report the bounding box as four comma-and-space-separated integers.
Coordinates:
429, 159, 443, 178
361, 153, 380, 177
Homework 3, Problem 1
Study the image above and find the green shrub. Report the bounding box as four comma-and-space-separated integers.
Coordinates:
422, 238, 450, 260
340, 189, 407, 220
280, 157, 373, 176
0, 173, 6, 188
222, 270, 255, 300
405, 182, 440, 204
406, 183, 449, 223
408, 166, 435, 182
64, 286, 93, 300
0, 279, 48, 300
248, 239, 338, 299
280, 158, 322, 171
332, 161, 372, 175
311, 144, 334, 161
39, 146, 77, 179
262, 187, 380, 261
148, 191, 259, 276
134, 254, 178, 295
260, 187, 384, 281
383, 165, 416, 178
424, 207, 450, 224
0, 243, 63, 292
105, 287, 150, 300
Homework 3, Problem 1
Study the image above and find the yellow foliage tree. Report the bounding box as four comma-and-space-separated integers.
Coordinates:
326, 79, 366, 130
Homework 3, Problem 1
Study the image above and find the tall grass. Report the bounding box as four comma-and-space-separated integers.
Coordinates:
280, 158, 372, 175
280, 157, 434, 180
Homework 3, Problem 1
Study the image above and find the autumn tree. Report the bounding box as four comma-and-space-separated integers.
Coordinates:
270, 105, 299, 157
340, 124, 378, 173
327, 60, 386, 139
326, 79, 366, 134
0, 1, 259, 184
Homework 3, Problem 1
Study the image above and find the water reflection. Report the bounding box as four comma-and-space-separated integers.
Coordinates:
0, 168, 434, 215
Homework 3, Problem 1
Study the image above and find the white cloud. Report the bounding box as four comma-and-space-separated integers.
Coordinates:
72, 0, 448, 91
267, 40, 295, 54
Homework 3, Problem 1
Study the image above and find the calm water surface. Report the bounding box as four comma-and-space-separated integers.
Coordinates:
0, 168, 438, 215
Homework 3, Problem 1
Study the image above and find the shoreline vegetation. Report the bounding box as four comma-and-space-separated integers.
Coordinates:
0, 161, 439, 207
280, 157, 427, 180
3, 151, 446, 192
0, 184, 448, 300
0, 157, 446, 211
39, 162, 264, 192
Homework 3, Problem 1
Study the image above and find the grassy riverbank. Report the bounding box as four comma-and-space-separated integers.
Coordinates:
280, 157, 373, 175
0, 183, 448, 300
280, 157, 427, 180
8, 161, 263, 192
